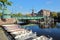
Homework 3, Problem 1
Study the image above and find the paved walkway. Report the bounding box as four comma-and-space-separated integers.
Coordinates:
0, 27, 8, 40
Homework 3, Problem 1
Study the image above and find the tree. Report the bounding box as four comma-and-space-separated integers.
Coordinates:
57, 12, 60, 22
51, 12, 58, 17
0, 0, 12, 10
0, 0, 12, 6
17, 13, 23, 17
0, 12, 2, 16
26, 14, 31, 17
11, 14, 16, 17
57, 12, 60, 16
11, 13, 23, 17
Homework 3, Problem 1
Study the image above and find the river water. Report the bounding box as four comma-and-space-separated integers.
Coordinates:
24, 24, 60, 40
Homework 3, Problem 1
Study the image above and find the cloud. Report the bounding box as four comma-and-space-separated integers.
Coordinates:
46, 1, 52, 5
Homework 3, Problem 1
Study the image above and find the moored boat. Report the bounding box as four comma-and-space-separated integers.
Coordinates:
32, 35, 53, 40
2, 24, 37, 40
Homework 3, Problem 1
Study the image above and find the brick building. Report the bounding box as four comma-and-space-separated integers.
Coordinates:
38, 9, 50, 17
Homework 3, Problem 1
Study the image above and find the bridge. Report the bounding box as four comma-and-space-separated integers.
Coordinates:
1, 9, 45, 20
12, 16, 44, 20
2, 9, 44, 20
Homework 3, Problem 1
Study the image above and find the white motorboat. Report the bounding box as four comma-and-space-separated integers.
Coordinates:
15, 30, 37, 40
2, 24, 37, 40
32, 35, 53, 40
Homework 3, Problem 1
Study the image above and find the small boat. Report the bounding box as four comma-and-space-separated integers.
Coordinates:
32, 35, 53, 40
15, 30, 37, 40
2, 24, 37, 40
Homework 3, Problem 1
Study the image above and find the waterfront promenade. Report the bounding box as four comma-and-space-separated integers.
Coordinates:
0, 27, 8, 40
0, 18, 17, 40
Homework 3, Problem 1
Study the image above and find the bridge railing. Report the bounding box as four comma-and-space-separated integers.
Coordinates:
12, 16, 45, 20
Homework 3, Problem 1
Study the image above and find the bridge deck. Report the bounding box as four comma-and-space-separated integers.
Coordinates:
13, 16, 44, 20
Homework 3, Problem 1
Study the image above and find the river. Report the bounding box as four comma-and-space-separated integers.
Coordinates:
23, 24, 60, 40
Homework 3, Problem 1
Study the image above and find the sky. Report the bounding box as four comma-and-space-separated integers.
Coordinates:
8, 0, 60, 14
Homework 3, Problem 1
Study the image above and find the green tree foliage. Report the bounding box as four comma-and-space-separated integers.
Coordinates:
11, 13, 23, 17
0, 0, 7, 2
57, 12, 60, 16
0, 0, 12, 10
0, 13, 2, 16
0, 0, 12, 6
17, 13, 23, 16
51, 12, 58, 17
26, 14, 31, 17
0, 0, 12, 19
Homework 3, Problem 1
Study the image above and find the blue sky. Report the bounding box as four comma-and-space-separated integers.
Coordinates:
8, 0, 60, 14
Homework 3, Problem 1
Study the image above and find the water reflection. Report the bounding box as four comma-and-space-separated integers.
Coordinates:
25, 25, 60, 40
